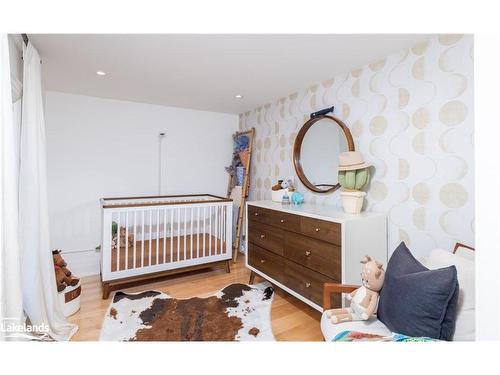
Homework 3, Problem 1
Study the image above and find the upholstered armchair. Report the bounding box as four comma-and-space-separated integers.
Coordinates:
320, 244, 475, 341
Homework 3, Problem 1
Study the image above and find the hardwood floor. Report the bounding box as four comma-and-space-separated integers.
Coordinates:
68, 257, 324, 341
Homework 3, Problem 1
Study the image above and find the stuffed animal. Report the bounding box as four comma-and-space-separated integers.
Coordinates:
326, 255, 385, 323
52, 249, 80, 290
291, 191, 304, 205
280, 177, 294, 190
53, 250, 72, 276
54, 266, 68, 292
52, 249, 67, 267
272, 180, 283, 191
112, 227, 135, 250
54, 265, 79, 292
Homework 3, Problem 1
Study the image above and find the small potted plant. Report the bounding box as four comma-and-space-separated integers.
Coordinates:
337, 151, 370, 214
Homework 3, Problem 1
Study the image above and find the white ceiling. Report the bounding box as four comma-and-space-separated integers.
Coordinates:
30, 34, 431, 114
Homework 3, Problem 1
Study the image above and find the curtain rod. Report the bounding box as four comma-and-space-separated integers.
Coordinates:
21, 33, 29, 46
20, 33, 42, 63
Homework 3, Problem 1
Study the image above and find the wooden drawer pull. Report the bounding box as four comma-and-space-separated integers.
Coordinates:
254, 212, 259, 216
280, 219, 285, 223
305, 282, 311, 288
305, 250, 311, 257
260, 234, 266, 239
315, 228, 320, 232
260, 259, 266, 263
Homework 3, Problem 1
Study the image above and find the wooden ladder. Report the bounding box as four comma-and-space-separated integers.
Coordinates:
227, 128, 255, 262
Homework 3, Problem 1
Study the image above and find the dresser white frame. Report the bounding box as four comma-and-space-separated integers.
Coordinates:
245, 200, 387, 312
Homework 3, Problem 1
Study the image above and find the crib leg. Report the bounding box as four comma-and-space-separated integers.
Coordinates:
225, 260, 231, 273
102, 282, 111, 299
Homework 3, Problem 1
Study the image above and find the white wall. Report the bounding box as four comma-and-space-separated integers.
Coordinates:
45, 91, 238, 276
240, 35, 474, 258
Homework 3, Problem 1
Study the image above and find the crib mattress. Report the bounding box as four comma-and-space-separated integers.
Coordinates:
111, 233, 227, 272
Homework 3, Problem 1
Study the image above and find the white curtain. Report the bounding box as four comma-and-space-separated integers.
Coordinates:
0, 34, 24, 340
19, 41, 77, 341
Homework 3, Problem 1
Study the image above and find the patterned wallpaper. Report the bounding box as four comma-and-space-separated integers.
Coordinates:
239, 35, 474, 257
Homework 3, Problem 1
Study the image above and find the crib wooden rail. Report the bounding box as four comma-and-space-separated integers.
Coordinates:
100, 194, 233, 298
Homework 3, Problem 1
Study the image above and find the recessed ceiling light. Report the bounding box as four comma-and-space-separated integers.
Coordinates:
96, 71, 106, 76
234, 94, 243, 99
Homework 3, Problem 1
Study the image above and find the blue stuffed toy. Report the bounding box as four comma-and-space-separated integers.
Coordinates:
291, 192, 304, 205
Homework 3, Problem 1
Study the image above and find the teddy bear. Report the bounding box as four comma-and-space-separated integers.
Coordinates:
111, 227, 135, 251
52, 249, 79, 292
326, 255, 385, 323
53, 249, 72, 277
272, 180, 284, 191
54, 265, 79, 292
280, 177, 295, 191
54, 264, 79, 292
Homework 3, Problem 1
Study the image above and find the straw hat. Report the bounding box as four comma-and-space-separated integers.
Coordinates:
337, 151, 371, 171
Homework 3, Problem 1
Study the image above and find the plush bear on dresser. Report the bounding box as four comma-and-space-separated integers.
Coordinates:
326, 255, 385, 323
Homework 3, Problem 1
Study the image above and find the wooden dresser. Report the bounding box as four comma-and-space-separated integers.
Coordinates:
245, 201, 387, 311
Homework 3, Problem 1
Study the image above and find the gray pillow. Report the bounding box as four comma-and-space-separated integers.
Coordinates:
377, 242, 459, 340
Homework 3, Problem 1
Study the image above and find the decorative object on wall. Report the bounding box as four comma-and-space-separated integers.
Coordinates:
337, 151, 371, 214
226, 128, 255, 262
100, 282, 275, 341
310, 105, 335, 119
293, 114, 354, 194
240, 35, 474, 257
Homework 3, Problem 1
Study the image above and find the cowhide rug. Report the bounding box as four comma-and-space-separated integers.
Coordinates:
99, 282, 275, 341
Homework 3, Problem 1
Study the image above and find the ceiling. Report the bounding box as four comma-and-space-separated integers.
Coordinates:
30, 34, 431, 114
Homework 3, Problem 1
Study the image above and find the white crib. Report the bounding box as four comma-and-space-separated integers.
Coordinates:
100, 194, 233, 298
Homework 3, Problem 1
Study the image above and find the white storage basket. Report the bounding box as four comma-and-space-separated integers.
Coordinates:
58, 280, 81, 317
271, 188, 290, 203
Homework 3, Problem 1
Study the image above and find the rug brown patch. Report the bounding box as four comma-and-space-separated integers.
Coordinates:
248, 327, 260, 337
100, 282, 275, 341
134, 296, 243, 341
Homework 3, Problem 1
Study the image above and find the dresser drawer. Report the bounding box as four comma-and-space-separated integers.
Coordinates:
248, 220, 284, 256
248, 205, 300, 232
284, 231, 341, 280
267, 211, 300, 232
248, 243, 284, 283
248, 205, 272, 224
284, 260, 340, 308
300, 216, 341, 245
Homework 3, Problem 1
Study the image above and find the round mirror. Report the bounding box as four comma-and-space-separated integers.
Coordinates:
293, 115, 354, 193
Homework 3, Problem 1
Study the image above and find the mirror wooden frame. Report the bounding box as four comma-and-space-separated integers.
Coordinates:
293, 114, 355, 194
